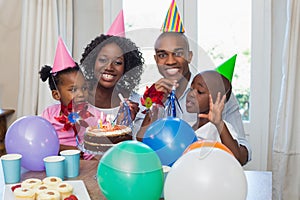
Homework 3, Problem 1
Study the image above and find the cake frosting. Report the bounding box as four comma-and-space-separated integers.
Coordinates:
36, 189, 61, 200
21, 178, 42, 189
35, 184, 50, 195
83, 124, 132, 152
42, 176, 62, 190
56, 182, 74, 199
13, 187, 36, 200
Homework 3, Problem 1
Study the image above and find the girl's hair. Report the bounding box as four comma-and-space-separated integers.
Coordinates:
39, 64, 80, 90
80, 34, 144, 93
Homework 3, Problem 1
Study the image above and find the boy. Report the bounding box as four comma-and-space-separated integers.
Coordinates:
186, 59, 249, 165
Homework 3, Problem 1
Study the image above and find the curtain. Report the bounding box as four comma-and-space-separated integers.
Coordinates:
272, 0, 300, 199
17, 0, 73, 117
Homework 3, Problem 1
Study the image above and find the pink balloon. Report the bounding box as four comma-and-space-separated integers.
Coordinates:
5, 116, 59, 171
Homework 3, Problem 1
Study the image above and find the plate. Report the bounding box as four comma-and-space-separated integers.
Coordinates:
4, 180, 91, 200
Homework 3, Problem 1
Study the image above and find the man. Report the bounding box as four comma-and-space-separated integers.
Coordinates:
141, 32, 251, 165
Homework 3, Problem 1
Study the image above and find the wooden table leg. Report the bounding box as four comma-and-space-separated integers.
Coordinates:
0, 109, 15, 156
0, 116, 8, 156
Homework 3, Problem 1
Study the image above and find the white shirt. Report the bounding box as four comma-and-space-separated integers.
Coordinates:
169, 74, 252, 162
195, 121, 238, 142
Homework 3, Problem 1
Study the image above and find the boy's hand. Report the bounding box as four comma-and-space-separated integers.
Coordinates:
198, 92, 226, 127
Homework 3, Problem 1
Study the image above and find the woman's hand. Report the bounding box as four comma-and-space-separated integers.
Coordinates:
124, 99, 140, 120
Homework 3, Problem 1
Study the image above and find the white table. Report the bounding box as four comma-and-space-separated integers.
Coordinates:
0, 161, 272, 200
245, 170, 272, 200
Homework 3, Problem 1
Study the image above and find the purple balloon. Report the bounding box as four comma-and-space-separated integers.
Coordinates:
5, 116, 59, 171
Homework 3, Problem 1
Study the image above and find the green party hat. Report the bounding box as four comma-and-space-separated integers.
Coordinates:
215, 54, 237, 82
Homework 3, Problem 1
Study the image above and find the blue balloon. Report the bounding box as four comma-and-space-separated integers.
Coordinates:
142, 117, 198, 166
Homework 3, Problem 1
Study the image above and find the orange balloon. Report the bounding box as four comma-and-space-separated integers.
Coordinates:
183, 140, 233, 156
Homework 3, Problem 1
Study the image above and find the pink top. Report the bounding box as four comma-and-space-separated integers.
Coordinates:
41, 103, 106, 160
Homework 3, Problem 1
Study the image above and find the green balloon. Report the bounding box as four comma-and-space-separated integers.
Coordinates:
97, 140, 164, 200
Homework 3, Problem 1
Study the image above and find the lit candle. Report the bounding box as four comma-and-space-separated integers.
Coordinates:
98, 119, 103, 129
107, 120, 112, 130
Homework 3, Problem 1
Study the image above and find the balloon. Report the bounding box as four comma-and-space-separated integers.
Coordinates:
5, 116, 59, 171
183, 140, 233, 156
142, 117, 197, 166
97, 140, 164, 200
164, 147, 247, 200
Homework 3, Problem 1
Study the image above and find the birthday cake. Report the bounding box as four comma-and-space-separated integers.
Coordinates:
83, 124, 132, 152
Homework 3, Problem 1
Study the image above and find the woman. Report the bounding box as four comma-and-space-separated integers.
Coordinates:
80, 34, 145, 135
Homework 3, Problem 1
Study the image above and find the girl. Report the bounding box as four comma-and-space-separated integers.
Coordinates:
39, 37, 106, 159
40, 64, 106, 159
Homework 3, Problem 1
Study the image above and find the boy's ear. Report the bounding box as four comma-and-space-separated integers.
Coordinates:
52, 90, 60, 100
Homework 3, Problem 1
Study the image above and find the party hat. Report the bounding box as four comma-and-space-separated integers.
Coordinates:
215, 54, 237, 83
161, 0, 185, 33
52, 37, 76, 73
106, 10, 125, 37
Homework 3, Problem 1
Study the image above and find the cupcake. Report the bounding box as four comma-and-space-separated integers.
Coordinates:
36, 189, 61, 200
21, 178, 42, 189
42, 176, 62, 189
35, 184, 50, 196
56, 182, 74, 199
13, 187, 35, 200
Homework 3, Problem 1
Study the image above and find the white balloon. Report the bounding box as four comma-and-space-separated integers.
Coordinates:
164, 147, 247, 200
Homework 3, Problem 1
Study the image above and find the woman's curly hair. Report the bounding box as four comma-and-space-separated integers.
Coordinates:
80, 34, 144, 94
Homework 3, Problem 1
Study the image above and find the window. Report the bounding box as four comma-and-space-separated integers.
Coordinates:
122, 0, 172, 94
198, 0, 251, 121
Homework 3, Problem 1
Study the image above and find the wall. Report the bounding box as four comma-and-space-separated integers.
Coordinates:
0, 0, 22, 126
0, 1, 103, 126
73, 0, 103, 62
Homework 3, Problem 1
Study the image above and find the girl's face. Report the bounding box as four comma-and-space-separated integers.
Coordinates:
56, 72, 88, 106
94, 43, 125, 89
186, 74, 210, 114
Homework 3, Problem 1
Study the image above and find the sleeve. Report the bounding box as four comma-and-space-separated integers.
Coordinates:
129, 92, 146, 137
41, 107, 51, 121
83, 153, 94, 160
223, 93, 252, 162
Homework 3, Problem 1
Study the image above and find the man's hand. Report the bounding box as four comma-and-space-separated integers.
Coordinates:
154, 78, 178, 102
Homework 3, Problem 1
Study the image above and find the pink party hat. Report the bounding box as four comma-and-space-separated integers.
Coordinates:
106, 10, 125, 37
215, 54, 237, 83
161, 0, 185, 33
52, 37, 76, 73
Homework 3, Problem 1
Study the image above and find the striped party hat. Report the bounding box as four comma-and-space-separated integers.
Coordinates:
161, 0, 185, 33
